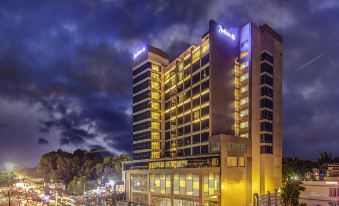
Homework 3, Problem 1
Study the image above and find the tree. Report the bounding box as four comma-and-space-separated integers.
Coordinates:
67, 176, 87, 195
283, 157, 316, 181
280, 179, 305, 206
0, 170, 15, 187
318, 152, 333, 165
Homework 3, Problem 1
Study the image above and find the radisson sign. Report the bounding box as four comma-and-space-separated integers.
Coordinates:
133, 47, 146, 59
218, 25, 235, 40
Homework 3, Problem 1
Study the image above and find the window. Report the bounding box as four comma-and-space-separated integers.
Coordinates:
240, 85, 248, 93
240, 51, 249, 59
152, 132, 160, 140
261, 110, 273, 120
227, 157, 238, 167
261, 86, 273, 97
192, 61, 200, 73
151, 112, 160, 120
260, 146, 273, 154
238, 157, 245, 167
192, 72, 200, 85
261, 62, 273, 75
240, 121, 248, 128
329, 188, 337, 197
151, 122, 160, 130
151, 102, 160, 110
151, 142, 160, 150
201, 145, 208, 154
240, 73, 248, 81
261, 52, 274, 64
192, 49, 201, 63
240, 97, 249, 105
151, 151, 160, 159
133, 62, 151, 76
201, 40, 209, 54
240, 133, 249, 138
200, 81, 209, 93
151, 91, 160, 100
261, 121, 273, 132
193, 146, 200, 155
240, 109, 248, 117
193, 135, 200, 144
261, 98, 273, 109
201, 54, 209, 67
241, 61, 249, 70
201, 132, 209, 142
261, 74, 273, 86
151, 82, 160, 89
152, 64, 160, 72
260, 134, 273, 143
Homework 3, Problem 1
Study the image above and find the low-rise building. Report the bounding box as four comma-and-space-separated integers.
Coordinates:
300, 181, 339, 206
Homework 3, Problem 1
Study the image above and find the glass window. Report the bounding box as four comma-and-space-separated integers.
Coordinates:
227, 157, 238, 167
240, 97, 248, 105
152, 64, 160, 72
261, 52, 274, 64
240, 121, 248, 128
240, 73, 248, 81
240, 85, 248, 93
192, 49, 201, 63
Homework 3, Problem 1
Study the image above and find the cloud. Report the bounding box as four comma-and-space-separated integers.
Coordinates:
38, 138, 48, 144
0, 0, 339, 166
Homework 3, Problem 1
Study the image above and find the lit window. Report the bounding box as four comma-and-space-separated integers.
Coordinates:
238, 157, 245, 167
201, 40, 209, 54
151, 152, 160, 159
152, 64, 160, 72
178, 72, 183, 81
151, 72, 160, 79
151, 92, 160, 100
151, 122, 160, 130
151, 81, 160, 90
240, 133, 249, 138
240, 73, 248, 81
193, 111, 200, 120
178, 63, 184, 71
240, 51, 249, 59
192, 49, 201, 63
240, 97, 249, 105
240, 85, 248, 93
151, 102, 160, 110
164, 73, 170, 81
151, 142, 160, 150
240, 109, 248, 117
227, 157, 238, 167
241, 61, 249, 70
240, 121, 248, 128
151, 112, 160, 120
151, 132, 160, 140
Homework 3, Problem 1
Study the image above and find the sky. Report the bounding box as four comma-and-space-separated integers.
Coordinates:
0, 0, 339, 168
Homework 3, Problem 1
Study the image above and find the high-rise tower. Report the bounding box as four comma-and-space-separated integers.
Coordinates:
126, 20, 283, 206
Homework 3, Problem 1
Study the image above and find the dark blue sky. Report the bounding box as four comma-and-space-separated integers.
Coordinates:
0, 0, 339, 167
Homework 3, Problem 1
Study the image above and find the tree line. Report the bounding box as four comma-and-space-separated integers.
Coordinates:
36, 149, 129, 194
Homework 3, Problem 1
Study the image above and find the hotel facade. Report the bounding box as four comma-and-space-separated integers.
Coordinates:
123, 20, 283, 206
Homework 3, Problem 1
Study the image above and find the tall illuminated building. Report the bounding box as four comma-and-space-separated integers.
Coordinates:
125, 20, 283, 206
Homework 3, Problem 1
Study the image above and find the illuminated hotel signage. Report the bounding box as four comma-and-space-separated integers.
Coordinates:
133, 47, 146, 59
218, 25, 235, 40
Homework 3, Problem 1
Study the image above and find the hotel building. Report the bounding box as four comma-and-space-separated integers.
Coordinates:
124, 20, 283, 206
